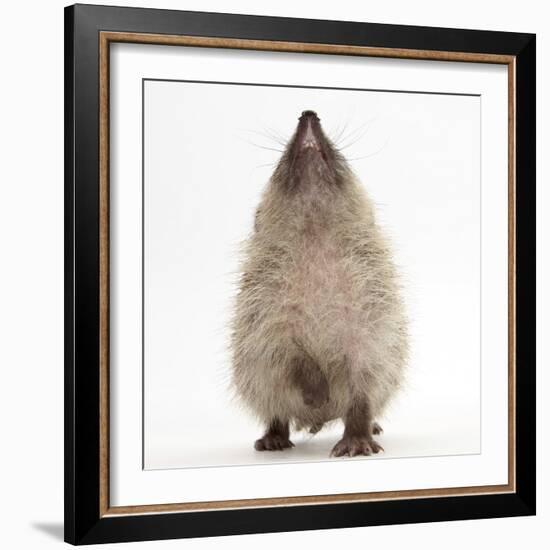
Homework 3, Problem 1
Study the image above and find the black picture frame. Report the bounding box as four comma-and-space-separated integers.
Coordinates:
64, 3, 536, 545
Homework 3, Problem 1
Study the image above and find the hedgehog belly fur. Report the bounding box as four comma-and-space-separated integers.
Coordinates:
231, 196, 408, 431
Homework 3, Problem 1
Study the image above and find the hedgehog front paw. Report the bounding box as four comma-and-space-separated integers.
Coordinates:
302, 376, 329, 409
254, 433, 295, 451
330, 435, 383, 457
372, 421, 383, 435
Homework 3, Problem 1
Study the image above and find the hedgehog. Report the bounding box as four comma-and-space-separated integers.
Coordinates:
230, 110, 408, 457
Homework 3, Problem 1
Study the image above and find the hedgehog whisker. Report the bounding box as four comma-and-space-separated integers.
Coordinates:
346, 139, 389, 161
241, 128, 287, 147
334, 118, 376, 150
263, 125, 289, 146
236, 136, 284, 153
330, 118, 352, 146
336, 130, 372, 152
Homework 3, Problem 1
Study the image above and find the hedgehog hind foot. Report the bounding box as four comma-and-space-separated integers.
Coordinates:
309, 421, 325, 434
255, 433, 294, 451
330, 397, 384, 457
331, 435, 383, 457
254, 418, 294, 451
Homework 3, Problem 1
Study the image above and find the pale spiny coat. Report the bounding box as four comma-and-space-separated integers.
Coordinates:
231, 111, 408, 456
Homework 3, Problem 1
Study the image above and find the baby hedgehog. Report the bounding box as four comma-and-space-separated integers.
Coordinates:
231, 110, 408, 457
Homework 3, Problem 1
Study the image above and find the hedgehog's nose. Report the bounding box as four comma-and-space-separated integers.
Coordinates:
297, 110, 321, 150
300, 110, 319, 119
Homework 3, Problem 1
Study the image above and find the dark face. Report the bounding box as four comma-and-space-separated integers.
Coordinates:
274, 110, 346, 191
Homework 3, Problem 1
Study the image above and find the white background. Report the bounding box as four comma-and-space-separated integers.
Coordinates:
0, 0, 546, 548
111, 44, 509, 506
143, 75, 483, 469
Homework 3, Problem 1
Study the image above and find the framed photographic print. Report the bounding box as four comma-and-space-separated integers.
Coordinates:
64, 3, 536, 545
